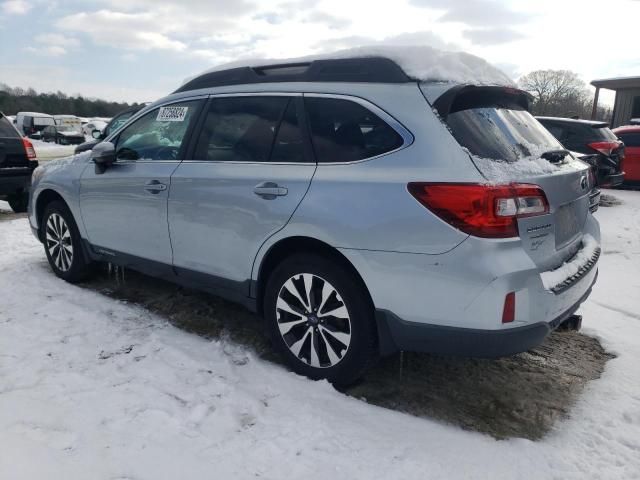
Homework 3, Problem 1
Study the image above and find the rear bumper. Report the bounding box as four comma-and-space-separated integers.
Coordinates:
601, 172, 624, 187
0, 169, 33, 196
376, 270, 596, 357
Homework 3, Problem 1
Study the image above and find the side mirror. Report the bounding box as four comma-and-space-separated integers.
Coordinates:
91, 141, 116, 173
91, 129, 102, 139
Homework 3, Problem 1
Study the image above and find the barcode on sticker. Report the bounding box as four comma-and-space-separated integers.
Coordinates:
157, 106, 188, 122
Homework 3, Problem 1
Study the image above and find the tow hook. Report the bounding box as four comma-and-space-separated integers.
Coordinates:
557, 314, 582, 332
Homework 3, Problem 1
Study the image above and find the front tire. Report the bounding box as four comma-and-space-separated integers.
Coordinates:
41, 201, 93, 283
264, 254, 377, 386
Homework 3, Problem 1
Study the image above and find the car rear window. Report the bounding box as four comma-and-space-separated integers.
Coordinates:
445, 104, 562, 162
304, 97, 403, 163
590, 126, 618, 141
0, 116, 20, 138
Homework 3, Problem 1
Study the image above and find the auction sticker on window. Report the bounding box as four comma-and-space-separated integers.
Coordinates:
157, 106, 188, 122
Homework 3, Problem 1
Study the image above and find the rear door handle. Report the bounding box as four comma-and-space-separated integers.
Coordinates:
144, 180, 167, 194
253, 181, 288, 199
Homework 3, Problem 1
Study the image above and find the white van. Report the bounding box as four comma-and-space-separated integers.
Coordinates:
15, 112, 55, 138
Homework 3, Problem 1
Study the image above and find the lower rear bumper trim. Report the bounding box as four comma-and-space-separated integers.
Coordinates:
376, 270, 597, 358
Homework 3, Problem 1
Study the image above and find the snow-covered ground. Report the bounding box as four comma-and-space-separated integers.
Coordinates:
30, 139, 77, 161
0, 191, 639, 479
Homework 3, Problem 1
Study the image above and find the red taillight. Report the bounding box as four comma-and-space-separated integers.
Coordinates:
588, 141, 620, 157
22, 138, 37, 161
407, 183, 549, 238
502, 292, 516, 323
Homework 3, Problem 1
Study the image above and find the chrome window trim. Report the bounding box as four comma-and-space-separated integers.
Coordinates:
302, 92, 414, 166
182, 91, 414, 165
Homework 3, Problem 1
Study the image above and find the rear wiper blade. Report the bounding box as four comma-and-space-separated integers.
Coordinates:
541, 149, 570, 163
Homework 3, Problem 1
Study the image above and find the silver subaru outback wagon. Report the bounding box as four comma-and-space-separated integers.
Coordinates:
29, 55, 600, 385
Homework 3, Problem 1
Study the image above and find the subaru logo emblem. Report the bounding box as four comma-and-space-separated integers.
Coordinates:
580, 175, 588, 190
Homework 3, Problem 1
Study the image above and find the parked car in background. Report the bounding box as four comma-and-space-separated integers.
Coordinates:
0, 112, 38, 212
613, 125, 640, 185
41, 125, 85, 145
15, 112, 56, 139
75, 105, 144, 153
82, 120, 107, 137
53, 115, 83, 131
536, 117, 624, 187
29, 53, 600, 384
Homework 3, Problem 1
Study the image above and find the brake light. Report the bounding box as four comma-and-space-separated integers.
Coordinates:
502, 292, 516, 323
22, 138, 37, 160
407, 183, 549, 238
588, 141, 620, 157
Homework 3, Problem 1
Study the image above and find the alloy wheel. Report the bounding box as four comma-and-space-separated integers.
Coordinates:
276, 273, 352, 368
45, 213, 74, 272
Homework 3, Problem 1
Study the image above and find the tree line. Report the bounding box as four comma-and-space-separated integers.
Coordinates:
2, 69, 611, 121
518, 70, 612, 121
0, 83, 140, 117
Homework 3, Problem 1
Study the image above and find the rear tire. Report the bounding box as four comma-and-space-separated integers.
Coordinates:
7, 193, 28, 213
41, 200, 93, 283
264, 253, 377, 386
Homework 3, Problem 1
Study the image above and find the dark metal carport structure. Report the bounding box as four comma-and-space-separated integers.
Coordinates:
591, 76, 640, 127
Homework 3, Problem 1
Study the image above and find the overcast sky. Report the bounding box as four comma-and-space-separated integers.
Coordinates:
1, 0, 638, 104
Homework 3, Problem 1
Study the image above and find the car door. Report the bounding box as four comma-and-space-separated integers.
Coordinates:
619, 132, 640, 181
79, 99, 203, 268
168, 94, 316, 293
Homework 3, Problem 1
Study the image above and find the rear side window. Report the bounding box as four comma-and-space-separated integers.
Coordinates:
446, 105, 562, 162
541, 123, 565, 140
0, 116, 19, 138
304, 97, 403, 163
194, 96, 294, 162
619, 132, 640, 147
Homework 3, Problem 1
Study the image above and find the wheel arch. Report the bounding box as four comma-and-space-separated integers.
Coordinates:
35, 189, 69, 241
254, 236, 374, 316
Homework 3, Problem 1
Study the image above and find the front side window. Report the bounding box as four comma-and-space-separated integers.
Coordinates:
304, 97, 404, 163
115, 101, 199, 161
105, 110, 137, 137
194, 96, 302, 162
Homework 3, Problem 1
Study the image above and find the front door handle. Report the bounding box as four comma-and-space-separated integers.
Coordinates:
253, 181, 288, 199
144, 180, 167, 194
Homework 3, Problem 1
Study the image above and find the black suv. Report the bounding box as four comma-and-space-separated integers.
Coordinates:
536, 117, 624, 187
0, 112, 38, 212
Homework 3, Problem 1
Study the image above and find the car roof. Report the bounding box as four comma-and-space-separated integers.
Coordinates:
612, 125, 640, 134
16, 111, 54, 117
535, 116, 609, 128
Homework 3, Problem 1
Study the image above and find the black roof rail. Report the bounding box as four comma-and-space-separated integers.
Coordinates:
174, 57, 412, 93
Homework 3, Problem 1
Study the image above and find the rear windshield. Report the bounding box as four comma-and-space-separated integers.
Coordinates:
446, 106, 562, 162
0, 116, 20, 138
590, 126, 618, 141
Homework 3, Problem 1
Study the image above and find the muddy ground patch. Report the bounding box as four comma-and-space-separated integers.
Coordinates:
81, 265, 613, 441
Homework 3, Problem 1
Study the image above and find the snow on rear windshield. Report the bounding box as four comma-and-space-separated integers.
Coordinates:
446, 107, 562, 163
185, 45, 514, 87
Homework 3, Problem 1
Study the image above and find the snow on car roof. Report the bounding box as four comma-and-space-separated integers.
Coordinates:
187, 45, 514, 87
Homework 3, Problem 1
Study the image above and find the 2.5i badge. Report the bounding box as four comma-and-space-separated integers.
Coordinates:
157, 106, 188, 122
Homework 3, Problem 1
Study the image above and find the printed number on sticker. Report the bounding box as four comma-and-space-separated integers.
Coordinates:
157, 106, 188, 122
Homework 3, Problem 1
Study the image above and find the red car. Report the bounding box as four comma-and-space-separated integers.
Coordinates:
613, 125, 640, 184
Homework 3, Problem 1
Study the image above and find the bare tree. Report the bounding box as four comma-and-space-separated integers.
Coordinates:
518, 69, 593, 118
